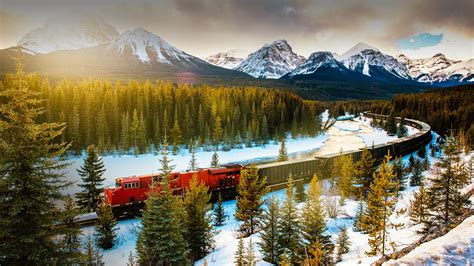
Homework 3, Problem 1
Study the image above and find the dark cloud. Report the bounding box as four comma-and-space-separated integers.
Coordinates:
1, 0, 472, 58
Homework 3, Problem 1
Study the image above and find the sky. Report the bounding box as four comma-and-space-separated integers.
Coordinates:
1, 0, 473, 60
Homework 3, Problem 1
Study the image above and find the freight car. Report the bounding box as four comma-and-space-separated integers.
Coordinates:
103, 112, 432, 215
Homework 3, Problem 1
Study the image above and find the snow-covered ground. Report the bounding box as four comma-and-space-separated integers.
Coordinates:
64, 116, 415, 196
79, 131, 460, 266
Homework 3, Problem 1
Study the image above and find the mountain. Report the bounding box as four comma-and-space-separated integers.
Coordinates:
282, 51, 370, 82
234, 39, 305, 79
398, 53, 473, 84
19, 13, 119, 54
340, 45, 411, 81
336, 42, 378, 61
205, 49, 249, 69
1, 27, 250, 80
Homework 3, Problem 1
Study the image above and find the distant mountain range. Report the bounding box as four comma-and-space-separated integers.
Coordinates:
1, 14, 472, 89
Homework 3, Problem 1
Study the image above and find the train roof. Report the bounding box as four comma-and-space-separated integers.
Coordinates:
257, 157, 319, 169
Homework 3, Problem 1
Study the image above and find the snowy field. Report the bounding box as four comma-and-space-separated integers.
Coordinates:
78, 131, 471, 266
64, 116, 417, 196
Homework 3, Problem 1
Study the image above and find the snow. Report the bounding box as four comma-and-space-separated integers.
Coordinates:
386, 216, 474, 265
205, 49, 249, 69
336, 42, 379, 61
334, 121, 360, 132
19, 13, 119, 54
234, 39, 305, 78
362, 60, 370, 76
287, 51, 344, 77
109, 27, 190, 64
76, 119, 439, 266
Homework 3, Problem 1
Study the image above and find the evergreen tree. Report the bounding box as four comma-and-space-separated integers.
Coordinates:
295, 180, 306, 203
213, 115, 224, 145
213, 192, 227, 226
136, 137, 188, 265
301, 174, 333, 264
361, 152, 398, 257
59, 196, 83, 264
409, 182, 429, 225
211, 148, 220, 167
83, 234, 104, 266
0, 58, 71, 264
392, 156, 408, 192
95, 202, 118, 249
304, 241, 324, 266
336, 226, 351, 262
76, 145, 106, 212
279, 252, 290, 266
277, 138, 289, 162
354, 148, 376, 198
417, 145, 427, 159
235, 238, 245, 266
259, 196, 281, 264
277, 175, 302, 263
245, 238, 256, 266
427, 134, 470, 228
397, 117, 408, 138
353, 192, 365, 232
183, 174, 215, 261
340, 155, 354, 198
188, 143, 198, 171
386, 111, 397, 135
235, 165, 268, 236
409, 158, 423, 186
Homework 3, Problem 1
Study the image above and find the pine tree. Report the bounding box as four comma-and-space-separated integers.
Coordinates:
259, 196, 281, 264
59, 196, 83, 264
340, 155, 354, 198
409, 182, 429, 225
0, 57, 71, 264
279, 252, 290, 266
83, 234, 103, 265
295, 180, 306, 203
361, 152, 398, 257
386, 111, 397, 135
392, 156, 408, 192
409, 157, 423, 186
304, 241, 324, 266
95, 202, 118, 249
277, 138, 289, 162
213, 192, 227, 226
188, 143, 198, 171
397, 117, 408, 138
235, 165, 268, 236
354, 148, 375, 198
183, 174, 215, 261
235, 238, 245, 266
301, 174, 333, 264
278, 175, 302, 263
245, 238, 256, 266
427, 133, 470, 228
211, 148, 220, 167
76, 145, 106, 212
417, 145, 427, 159
336, 226, 351, 262
136, 137, 188, 265
353, 192, 365, 232
213, 115, 224, 145
127, 251, 136, 266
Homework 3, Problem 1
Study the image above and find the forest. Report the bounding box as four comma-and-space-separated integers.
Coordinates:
325, 85, 474, 148
0, 74, 324, 154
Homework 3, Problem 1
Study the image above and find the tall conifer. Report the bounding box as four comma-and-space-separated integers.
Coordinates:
76, 145, 106, 212
259, 196, 281, 264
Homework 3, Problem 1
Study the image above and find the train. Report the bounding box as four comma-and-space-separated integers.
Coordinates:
103, 112, 432, 215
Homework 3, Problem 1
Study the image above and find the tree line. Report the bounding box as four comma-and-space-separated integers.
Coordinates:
0, 74, 324, 155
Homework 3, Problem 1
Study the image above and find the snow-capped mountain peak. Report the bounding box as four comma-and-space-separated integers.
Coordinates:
234, 39, 306, 78
109, 27, 190, 64
396, 53, 472, 83
19, 13, 119, 54
205, 49, 249, 69
287, 51, 345, 77
337, 42, 379, 61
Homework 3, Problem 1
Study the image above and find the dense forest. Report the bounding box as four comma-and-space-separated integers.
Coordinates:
326, 85, 474, 148
0, 74, 323, 154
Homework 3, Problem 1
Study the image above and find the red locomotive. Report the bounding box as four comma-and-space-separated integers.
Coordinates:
103, 164, 242, 215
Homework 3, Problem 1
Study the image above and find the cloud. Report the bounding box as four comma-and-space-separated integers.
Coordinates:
398, 33, 443, 50
0, 0, 472, 59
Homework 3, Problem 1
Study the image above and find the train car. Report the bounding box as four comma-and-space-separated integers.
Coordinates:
103, 164, 242, 215
102, 112, 432, 216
